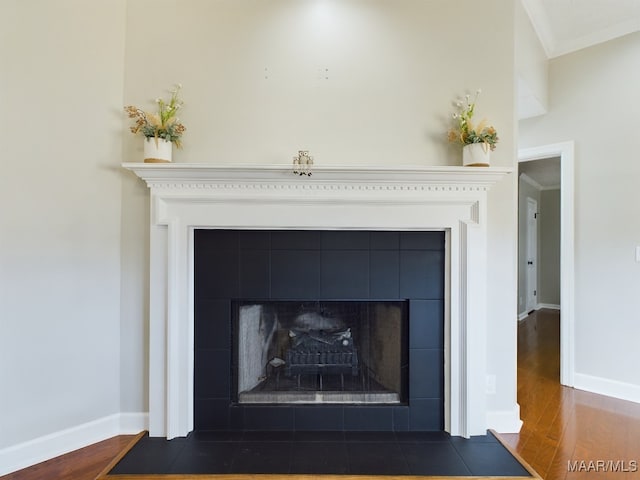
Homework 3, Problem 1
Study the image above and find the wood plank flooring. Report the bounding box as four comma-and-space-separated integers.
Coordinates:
501, 309, 640, 479
0, 435, 134, 480
2, 308, 639, 479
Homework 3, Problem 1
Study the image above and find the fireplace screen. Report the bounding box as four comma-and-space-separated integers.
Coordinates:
233, 300, 408, 405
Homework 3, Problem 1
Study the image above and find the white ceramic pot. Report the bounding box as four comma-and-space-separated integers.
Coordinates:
462, 143, 490, 167
144, 137, 172, 163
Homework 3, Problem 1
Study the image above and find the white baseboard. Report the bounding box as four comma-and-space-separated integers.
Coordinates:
518, 303, 560, 322
486, 404, 523, 433
574, 373, 640, 405
119, 412, 149, 433
0, 412, 148, 476
537, 303, 560, 310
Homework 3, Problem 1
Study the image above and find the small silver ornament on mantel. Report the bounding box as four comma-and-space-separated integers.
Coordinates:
293, 150, 313, 176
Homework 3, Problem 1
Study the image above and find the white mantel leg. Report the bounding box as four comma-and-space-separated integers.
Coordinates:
148, 223, 167, 437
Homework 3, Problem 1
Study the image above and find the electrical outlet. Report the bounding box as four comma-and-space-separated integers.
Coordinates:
486, 374, 496, 394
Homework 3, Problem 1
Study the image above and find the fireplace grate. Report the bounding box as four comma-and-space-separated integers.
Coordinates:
285, 328, 359, 385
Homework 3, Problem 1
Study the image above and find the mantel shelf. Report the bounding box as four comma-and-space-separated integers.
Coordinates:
123, 163, 513, 189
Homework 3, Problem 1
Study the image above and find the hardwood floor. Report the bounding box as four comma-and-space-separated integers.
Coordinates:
0, 436, 134, 480
501, 309, 640, 479
3, 308, 639, 479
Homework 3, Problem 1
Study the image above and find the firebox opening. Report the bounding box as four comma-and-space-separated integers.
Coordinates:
233, 300, 408, 405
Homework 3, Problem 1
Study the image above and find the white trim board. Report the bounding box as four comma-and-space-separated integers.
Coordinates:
519, 172, 543, 191
486, 404, 523, 433
0, 412, 148, 476
124, 163, 513, 440
574, 374, 640, 405
517, 303, 560, 321
537, 303, 560, 311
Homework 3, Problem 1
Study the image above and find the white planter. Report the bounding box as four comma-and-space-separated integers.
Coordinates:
144, 137, 173, 163
462, 143, 491, 167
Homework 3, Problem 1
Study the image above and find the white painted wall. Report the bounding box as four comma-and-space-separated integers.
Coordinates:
515, 0, 548, 118
520, 32, 640, 399
0, 0, 129, 468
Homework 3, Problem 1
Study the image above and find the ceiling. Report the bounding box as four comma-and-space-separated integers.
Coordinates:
522, 0, 640, 58
518, 0, 640, 118
518, 1, 639, 185
519, 157, 561, 190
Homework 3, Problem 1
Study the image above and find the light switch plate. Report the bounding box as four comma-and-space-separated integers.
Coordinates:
486, 374, 496, 394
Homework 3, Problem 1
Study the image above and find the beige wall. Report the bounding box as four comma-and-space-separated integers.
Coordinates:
0, 0, 127, 449
515, 0, 548, 117
123, 0, 515, 168
520, 31, 640, 394
539, 188, 560, 306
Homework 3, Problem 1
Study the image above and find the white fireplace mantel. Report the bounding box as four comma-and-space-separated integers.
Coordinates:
124, 163, 512, 439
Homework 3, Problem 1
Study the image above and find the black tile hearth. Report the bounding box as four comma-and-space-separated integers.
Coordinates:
290, 441, 350, 475
106, 430, 534, 477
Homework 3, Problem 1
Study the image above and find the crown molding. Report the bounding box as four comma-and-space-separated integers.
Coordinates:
519, 172, 543, 191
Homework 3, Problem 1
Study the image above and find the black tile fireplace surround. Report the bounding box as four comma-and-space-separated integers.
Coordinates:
195, 229, 445, 432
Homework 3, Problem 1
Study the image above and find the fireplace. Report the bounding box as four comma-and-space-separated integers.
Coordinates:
195, 229, 444, 431
124, 163, 511, 439
234, 300, 408, 405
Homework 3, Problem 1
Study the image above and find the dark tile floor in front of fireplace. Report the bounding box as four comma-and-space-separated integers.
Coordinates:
108, 430, 532, 477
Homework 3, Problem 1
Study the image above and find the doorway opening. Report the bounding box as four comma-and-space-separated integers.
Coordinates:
518, 142, 575, 387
